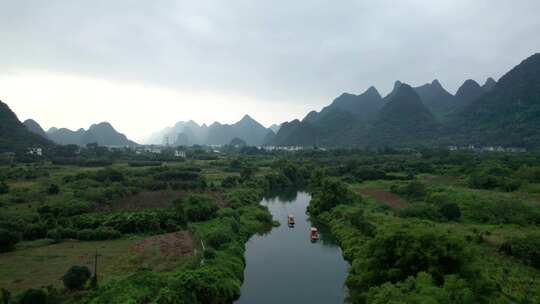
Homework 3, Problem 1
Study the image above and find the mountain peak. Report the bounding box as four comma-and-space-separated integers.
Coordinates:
364, 86, 381, 98
482, 77, 497, 91
431, 79, 442, 88
240, 114, 254, 122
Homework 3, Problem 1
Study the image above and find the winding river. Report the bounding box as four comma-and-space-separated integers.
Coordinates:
235, 191, 349, 304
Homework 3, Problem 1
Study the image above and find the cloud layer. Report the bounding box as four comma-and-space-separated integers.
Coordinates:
1, 0, 539, 140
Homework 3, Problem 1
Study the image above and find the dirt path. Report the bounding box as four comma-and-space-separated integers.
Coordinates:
132, 231, 193, 257
358, 188, 408, 210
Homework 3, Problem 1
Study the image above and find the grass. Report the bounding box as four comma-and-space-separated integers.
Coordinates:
0, 235, 194, 294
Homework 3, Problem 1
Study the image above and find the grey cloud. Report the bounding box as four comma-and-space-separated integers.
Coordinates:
1, 0, 540, 108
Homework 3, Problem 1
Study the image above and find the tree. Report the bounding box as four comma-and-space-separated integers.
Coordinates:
351, 227, 471, 291
240, 166, 255, 182
46, 183, 60, 195
62, 265, 91, 290
18, 289, 47, 304
183, 195, 218, 222
439, 202, 462, 221
308, 178, 357, 216
0, 181, 8, 195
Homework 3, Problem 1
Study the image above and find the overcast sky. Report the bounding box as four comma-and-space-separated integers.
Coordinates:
1, 0, 539, 142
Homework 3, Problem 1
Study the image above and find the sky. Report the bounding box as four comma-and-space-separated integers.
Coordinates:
1, 0, 539, 142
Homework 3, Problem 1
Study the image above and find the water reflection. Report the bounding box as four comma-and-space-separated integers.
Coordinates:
235, 192, 349, 304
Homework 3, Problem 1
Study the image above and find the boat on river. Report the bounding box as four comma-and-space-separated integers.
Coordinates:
310, 227, 319, 242
287, 214, 295, 227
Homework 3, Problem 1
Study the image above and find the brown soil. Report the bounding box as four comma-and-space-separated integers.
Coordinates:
358, 188, 408, 210
132, 231, 194, 258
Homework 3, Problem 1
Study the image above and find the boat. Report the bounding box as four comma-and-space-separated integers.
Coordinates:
310, 227, 319, 242
287, 214, 295, 227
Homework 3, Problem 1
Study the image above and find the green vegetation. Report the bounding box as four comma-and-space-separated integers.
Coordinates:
1, 147, 540, 303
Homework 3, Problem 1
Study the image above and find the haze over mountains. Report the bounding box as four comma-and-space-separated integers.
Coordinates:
2, 53, 540, 151
146, 115, 275, 146
0, 101, 52, 152
269, 53, 540, 148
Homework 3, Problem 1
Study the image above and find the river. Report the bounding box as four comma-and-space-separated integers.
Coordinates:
235, 191, 349, 304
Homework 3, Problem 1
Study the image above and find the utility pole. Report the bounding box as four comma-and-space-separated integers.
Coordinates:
91, 249, 98, 288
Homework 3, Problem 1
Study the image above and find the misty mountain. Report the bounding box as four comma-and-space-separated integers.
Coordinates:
271, 86, 383, 146
412, 79, 455, 119
0, 100, 52, 152
23, 119, 48, 139
149, 115, 273, 146
317, 87, 383, 121
451, 53, 540, 147
47, 122, 137, 147
454, 79, 485, 109
369, 83, 438, 146
269, 124, 281, 133
206, 115, 270, 146
482, 77, 497, 92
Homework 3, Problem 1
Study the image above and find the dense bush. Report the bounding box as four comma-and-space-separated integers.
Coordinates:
348, 227, 472, 290
22, 223, 48, 240
365, 272, 475, 304
38, 201, 92, 218
62, 265, 91, 290
308, 178, 358, 216
0, 181, 9, 195
46, 183, 60, 195
183, 195, 219, 222
222, 176, 240, 188
0, 228, 20, 252
391, 181, 427, 200
18, 288, 47, 304
499, 233, 540, 269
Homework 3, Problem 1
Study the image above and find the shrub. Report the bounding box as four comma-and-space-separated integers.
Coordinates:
183, 195, 218, 222
350, 227, 471, 290
308, 178, 357, 216
46, 183, 60, 195
500, 234, 540, 269
0, 181, 8, 195
23, 223, 48, 240
222, 176, 240, 188
439, 202, 461, 221
0, 228, 19, 252
18, 288, 47, 304
62, 266, 91, 290
399, 203, 441, 221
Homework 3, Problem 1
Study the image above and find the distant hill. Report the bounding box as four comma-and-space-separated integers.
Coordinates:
0, 100, 52, 152
271, 87, 381, 146
451, 53, 540, 147
149, 115, 272, 146
23, 119, 48, 139
269, 124, 281, 133
47, 122, 137, 147
369, 84, 438, 146
454, 79, 485, 109
482, 77, 497, 92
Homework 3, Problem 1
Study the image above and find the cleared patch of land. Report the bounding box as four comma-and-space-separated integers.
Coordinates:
132, 231, 193, 258
0, 231, 195, 293
358, 188, 408, 210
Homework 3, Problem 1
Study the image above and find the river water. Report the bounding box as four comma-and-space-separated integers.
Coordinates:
235, 191, 349, 304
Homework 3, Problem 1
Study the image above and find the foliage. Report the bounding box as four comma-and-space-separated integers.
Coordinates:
0, 182, 8, 195
308, 178, 358, 216
17, 288, 47, 304
182, 194, 218, 222
62, 265, 91, 290
0, 228, 19, 252
500, 233, 540, 269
